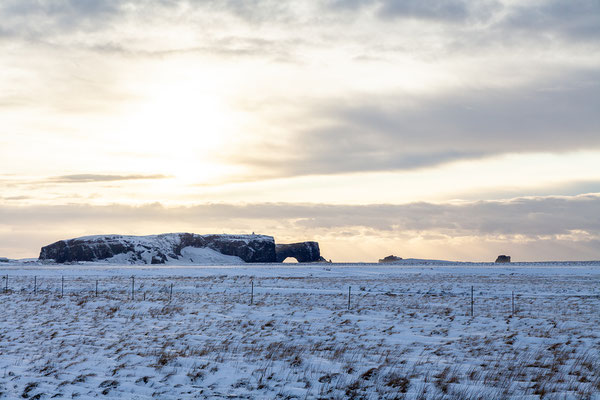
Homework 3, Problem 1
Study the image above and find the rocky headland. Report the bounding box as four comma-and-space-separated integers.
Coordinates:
38, 233, 323, 264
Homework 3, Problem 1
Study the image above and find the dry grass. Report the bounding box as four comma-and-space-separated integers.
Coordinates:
0, 271, 598, 399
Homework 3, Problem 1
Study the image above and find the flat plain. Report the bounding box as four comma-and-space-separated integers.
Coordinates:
0, 263, 599, 399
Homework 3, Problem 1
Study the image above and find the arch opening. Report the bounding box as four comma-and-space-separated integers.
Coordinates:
282, 257, 299, 263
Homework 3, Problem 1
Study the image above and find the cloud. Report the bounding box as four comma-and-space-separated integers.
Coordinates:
47, 174, 171, 183
1, 194, 599, 260
1, 0, 599, 189
231, 68, 600, 177
88, 36, 299, 63
0, 196, 30, 201
501, 0, 600, 42
1, 194, 598, 237
326, 0, 600, 45
0, 175, 171, 189
378, 0, 470, 20
2, 0, 598, 51
377, 0, 501, 23
326, 0, 499, 22
0, 0, 123, 39
0, 0, 296, 41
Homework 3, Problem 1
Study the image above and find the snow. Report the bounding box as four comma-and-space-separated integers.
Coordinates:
100, 247, 244, 266
71, 233, 273, 245
0, 263, 599, 399
175, 247, 244, 265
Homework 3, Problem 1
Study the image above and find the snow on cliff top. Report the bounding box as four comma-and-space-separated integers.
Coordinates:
72, 233, 274, 243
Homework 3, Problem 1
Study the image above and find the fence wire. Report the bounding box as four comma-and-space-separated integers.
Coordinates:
2, 274, 598, 320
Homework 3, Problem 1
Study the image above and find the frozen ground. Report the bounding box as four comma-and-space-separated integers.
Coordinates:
0, 263, 599, 399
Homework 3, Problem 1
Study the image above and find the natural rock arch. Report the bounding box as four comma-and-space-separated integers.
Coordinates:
275, 242, 321, 263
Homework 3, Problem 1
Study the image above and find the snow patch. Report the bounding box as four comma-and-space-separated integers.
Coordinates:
174, 247, 244, 265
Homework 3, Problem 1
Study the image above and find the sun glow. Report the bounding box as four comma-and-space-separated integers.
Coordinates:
115, 73, 239, 183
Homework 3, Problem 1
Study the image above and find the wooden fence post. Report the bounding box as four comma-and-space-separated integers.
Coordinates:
470, 286, 474, 317
512, 291, 515, 315
348, 286, 351, 310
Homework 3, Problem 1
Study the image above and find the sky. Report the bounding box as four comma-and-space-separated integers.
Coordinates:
1, 0, 599, 261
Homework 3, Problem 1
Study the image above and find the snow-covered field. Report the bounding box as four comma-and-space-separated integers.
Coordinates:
0, 263, 599, 399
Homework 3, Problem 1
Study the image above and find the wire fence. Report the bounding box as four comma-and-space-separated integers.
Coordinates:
1, 274, 598, 319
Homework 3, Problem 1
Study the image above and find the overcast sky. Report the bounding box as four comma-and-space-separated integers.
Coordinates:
1, 0, 599, 261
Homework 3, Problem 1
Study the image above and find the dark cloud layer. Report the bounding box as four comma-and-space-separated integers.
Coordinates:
502, 0, 600, 41
0, 175, 171, 189
2, 195, 599, 260
330, 0, 500, 23
48, 174, 170, 183
235, 68, 600, 176
2, 0, 598, 43
1, 195, 598, 238
0, 0, 123, 38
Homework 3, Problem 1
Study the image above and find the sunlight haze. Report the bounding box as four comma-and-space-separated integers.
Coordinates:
1, 0, 599, 261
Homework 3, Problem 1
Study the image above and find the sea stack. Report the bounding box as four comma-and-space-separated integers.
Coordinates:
378, 255, 403, 263
495, 255, 511, 263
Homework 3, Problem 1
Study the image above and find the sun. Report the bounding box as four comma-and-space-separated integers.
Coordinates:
117, 76, 238, 183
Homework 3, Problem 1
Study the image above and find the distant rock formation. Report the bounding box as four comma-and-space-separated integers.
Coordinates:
38, 233, 322, 264
495, 255, 511, 263
275, 242, 322, 263
0, 257, 8, 263
378, 255, 403, 263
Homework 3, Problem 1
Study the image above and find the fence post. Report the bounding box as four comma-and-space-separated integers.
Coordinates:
250, 280, 254, 305
61, 276, 64, 297
131, 276, 135, 301
95, 280, 98, 298
512, 291, 515, 315
34, 276, 37, 295
169, 283, 173, 302
3, 275, 7, 293
470, 286, 474, 317
348, 286, 351, 310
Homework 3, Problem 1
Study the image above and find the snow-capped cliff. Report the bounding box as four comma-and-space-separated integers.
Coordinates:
39, 233, 276, 264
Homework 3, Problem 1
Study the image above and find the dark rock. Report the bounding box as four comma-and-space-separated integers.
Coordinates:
151, 255, 166, 264
495, 255, 511, 263
378, 255, 403, 263
199, 234, 276, 263
0, 257, 8, 263
39, 237, 132, 263
275, 242, 321, 263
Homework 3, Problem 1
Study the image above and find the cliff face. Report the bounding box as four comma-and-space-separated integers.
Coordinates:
39, 233, 276, 264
